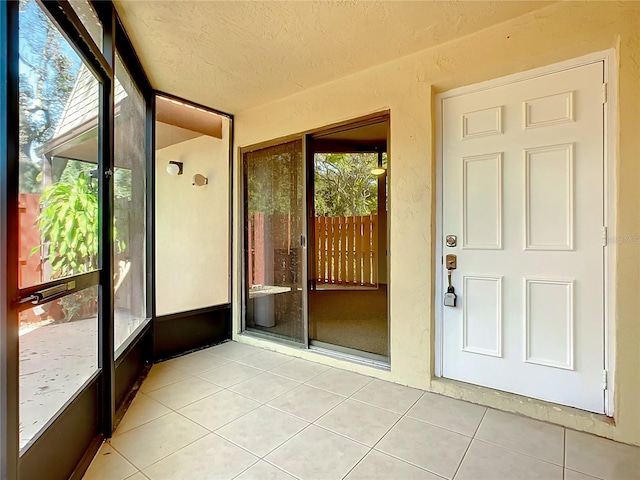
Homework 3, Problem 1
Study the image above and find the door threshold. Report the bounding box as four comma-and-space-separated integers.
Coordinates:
309, 340, 390, 369
241, 329, 307, 350
430, 376, 615, 435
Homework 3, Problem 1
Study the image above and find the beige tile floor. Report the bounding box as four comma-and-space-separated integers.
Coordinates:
83, 341, 640, 480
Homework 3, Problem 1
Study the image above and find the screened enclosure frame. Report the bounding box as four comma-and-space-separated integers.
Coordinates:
0, 0, 156, 478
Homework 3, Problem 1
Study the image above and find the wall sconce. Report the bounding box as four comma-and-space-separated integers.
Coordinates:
167, 161, 183, 176
370, 167, 386, 176
192, 173, 208, 186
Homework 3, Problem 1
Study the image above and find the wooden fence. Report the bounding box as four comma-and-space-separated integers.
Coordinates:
315, 215, 377, 287
247, 212, 266, 287
247, 213, 378, 288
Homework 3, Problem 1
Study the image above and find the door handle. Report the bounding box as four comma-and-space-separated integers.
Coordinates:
444, 255, 457, 307
18, 280, 76, 305
445, 254, 457, 270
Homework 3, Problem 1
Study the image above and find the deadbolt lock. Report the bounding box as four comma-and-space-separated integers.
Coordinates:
446, 235, 457, 247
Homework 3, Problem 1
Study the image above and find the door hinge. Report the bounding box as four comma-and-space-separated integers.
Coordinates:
602, 226, 608, 247
603, 370, 608, 390
603, 83, 608, 104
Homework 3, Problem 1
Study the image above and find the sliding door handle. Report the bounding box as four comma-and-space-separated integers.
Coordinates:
18, 280, 76, 305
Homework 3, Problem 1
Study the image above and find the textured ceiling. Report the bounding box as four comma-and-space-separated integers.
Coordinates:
114, 1, 554, 114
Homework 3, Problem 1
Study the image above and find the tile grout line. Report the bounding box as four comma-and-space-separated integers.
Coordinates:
563, 428, 567, 480
207, 430, 265, 461
471, 406, 487, 439
306, 389, 360, 426
150, 345, 434, 475
231, 458, 261, 480
302, 370, 375, 396
114, 353, 261, 476
403, 411, 481, 439
472, 437, 567, 469
346, 391, 422, 416
227, 456, 261, 480
240, 370, 410, 479
269, 391, 349, 423
144, 381, 227, 411
113, 343, 606, 480
128, 422, 210, 474
257, 422, 316, 463
208, 390, 315, 462
113, 409, 174, 438
267, 366, 332, 384
105, 346, 333, 478
362, 391, 442, 476
450, 407, 488, 480
172, 387, 265, 433
369, 389, 425, 451
261, 456, 304, 480
311, 421, 385, 450
366, 447, 449, 479
470, 406, 568, 469
339, 445, 374, 480
227, 377, 304, 405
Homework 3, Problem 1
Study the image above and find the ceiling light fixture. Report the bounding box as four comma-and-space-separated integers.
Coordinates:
371, 167, 386, 176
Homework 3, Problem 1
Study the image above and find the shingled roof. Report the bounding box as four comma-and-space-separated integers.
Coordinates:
41, 63, 127, 161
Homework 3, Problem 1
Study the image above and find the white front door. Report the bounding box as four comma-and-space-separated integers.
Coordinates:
440, 61, 605, 413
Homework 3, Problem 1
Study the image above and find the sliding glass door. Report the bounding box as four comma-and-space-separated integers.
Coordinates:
242, 139, 308, 345
241, 116, 389, 361
307, 117, 389, 362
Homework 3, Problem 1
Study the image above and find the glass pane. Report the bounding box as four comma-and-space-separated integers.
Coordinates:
155, 96, 231, 316
18, 0, 100, 288
18, 0, 100, 452
19, 287, 98, 450
68, 0, 102, 51
114, 54, 147, 356
310, 152, 388, 358
244, 140, 305, 343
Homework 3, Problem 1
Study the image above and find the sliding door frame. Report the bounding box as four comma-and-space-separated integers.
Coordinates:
305, 115, 390, 363
240, 134, 309, 348
239, 111, 391, 357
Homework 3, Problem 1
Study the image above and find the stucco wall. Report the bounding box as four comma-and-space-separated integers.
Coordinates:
156, 121, 230, 316
232, 2, 640, 445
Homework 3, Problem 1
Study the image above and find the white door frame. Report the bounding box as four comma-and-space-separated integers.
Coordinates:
434, 50, 617, 416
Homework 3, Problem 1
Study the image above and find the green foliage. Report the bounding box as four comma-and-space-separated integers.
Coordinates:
246, 147, 384, 218
32, 172, 124, 279
59, 285, 98, 322
246, 143, 303, 215
32, 172, 98, 277
56, 157, 95, 184
314, 153, 379, 217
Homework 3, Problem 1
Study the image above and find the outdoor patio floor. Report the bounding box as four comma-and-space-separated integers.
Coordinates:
19, 312, 147, 450
83, 341, 640, 480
